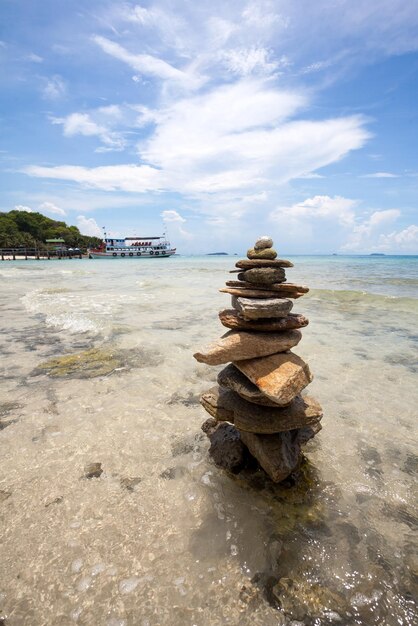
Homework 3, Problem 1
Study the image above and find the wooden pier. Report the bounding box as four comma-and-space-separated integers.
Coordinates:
0, 247, 83, 261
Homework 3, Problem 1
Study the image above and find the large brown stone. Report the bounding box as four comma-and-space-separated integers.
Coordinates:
242, 267, 286, 285
221, 287, 305, 299
236, 259, 293, 269
232, 295, 293, 319
239, 429, 302, 482
193, 329, 301, 365
218, 309, 309, 332
247, 248, 277, 260
233, 351, 313, 405
200, 385, 323, 434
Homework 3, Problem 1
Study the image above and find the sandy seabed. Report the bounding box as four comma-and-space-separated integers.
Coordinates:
0, 256, 417, 626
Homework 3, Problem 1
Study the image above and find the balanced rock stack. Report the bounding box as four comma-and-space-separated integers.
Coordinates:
193, 236, 323, 483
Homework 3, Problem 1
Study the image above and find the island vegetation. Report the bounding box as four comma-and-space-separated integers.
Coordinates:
0, 210, 102, 251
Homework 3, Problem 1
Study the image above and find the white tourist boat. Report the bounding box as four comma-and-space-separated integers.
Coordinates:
88, 235, 176, 259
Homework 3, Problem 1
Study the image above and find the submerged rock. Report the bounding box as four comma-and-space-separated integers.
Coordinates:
83, 462, 103, 479
218, 309, 309, 332
234, 351, 313, 406
239, 429, 303, 482
120, 476, 142, 491
34, 348, 122, 379
193, 329, 301, 365
272, 577, 349, 622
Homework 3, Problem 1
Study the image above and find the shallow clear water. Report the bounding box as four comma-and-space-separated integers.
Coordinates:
0, 255, 417, 626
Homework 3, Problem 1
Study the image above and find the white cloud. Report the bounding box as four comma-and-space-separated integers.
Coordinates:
42, 75, 66, 100
14, 205, 32, 212
76, 216, 103, 237
270, 195, 358, 227
221, 47, 280, 76
342, 208, 401, 251
378, 225, 418, 251
39, 201, 66, 217
51, 112, 125, 151
26, 164, 163, 192
362, 172, 399, 178
26, 53, 43, 63
92, 35, 198, 87
161, 210, 185, 223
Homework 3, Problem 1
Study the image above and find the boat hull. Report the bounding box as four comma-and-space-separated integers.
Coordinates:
88, 249, 176, 259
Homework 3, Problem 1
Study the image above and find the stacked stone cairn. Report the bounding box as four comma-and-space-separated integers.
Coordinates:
193, 236, 323, 483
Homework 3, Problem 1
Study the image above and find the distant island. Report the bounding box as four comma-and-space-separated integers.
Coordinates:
370, 253, 386, 256
206, 252, 228, 255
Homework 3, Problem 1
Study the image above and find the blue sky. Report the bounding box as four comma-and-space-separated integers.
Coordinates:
1, 0, 417, 254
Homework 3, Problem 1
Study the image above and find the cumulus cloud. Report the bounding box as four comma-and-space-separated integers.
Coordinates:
378, 225, 418, 250
39, 201, 66, 216
343, 208, 401, 250
161, 210, 185, 222
14, 205, 32, 212
76, 215, 103, 237
270, 195, 358, 227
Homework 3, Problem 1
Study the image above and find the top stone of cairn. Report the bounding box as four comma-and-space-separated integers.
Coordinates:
254, 236, 273, 250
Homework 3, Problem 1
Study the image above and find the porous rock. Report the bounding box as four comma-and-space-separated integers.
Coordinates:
234, 351, 313, 405
194, 329, 301, 365
247, 248, 277, 260
232, 295, 293, 319
207, 422, 248, 474
236, 259, 294, 269
242, 267, 286, 285
218, 309, 309, 332
254, 236, 273, 250
200, 385, 323, 434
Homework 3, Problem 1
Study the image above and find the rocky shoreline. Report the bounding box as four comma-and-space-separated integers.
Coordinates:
194, 236, 323, 482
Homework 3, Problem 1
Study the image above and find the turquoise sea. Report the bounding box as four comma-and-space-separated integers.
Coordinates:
0, 254, 417, 625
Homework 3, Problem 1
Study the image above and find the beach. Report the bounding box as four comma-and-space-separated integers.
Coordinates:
0, 255, 417, 626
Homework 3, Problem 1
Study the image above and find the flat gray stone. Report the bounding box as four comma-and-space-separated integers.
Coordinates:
200, 385, 323, 434
232, 295, 293, 319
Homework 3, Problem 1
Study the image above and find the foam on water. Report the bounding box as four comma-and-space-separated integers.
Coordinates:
0, 255, 417, 625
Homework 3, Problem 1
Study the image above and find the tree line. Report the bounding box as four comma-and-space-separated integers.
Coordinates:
0, 210, 102, 251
